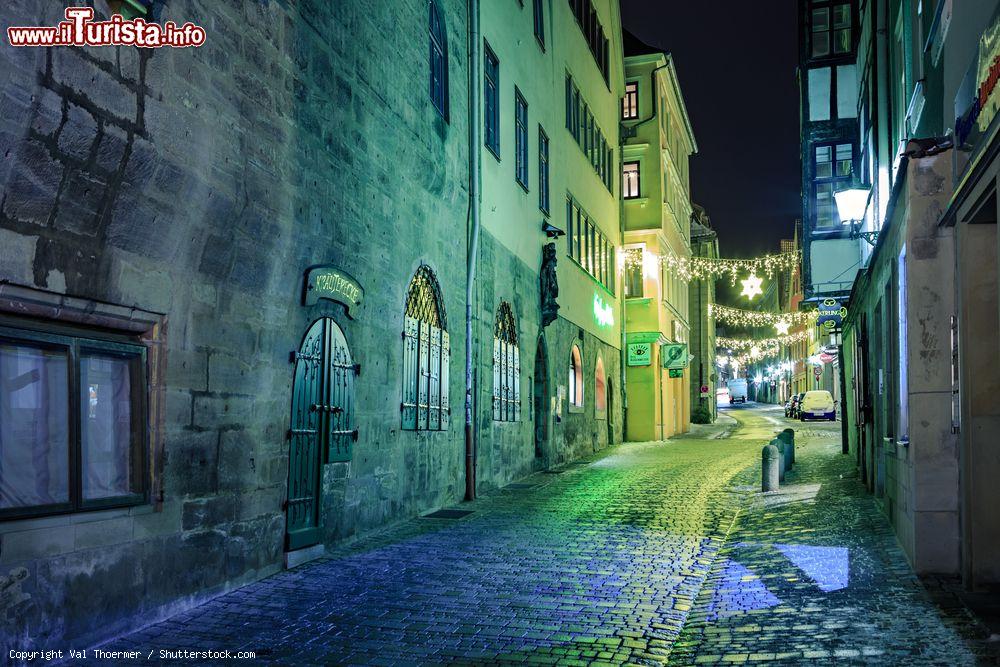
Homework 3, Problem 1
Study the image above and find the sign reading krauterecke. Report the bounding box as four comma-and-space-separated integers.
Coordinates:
304, 266, 364, 317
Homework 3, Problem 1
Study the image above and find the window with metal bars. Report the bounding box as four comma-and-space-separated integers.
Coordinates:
402, 266, 450, 431
492, 302, 520, 422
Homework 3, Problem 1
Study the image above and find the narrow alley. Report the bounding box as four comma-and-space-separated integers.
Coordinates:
97, 406, 983, 665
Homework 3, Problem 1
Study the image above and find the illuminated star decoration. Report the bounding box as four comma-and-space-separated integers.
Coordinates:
740, 273, 763, 300
774, 320, 791, 336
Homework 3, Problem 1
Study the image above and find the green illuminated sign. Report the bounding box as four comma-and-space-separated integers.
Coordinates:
304, 265, 364, 317
627, 343, 651, 366
662, 343, 688, 369
669, 368, 684, 378
593, 294, 614, 327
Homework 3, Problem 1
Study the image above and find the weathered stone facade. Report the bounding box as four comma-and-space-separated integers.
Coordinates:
0, 0, 476, 649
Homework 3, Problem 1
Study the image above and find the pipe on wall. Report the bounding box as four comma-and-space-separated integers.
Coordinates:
464, 0, 481, 502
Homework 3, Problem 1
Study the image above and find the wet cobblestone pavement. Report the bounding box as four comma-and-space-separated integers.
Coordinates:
98, 405, 989, 665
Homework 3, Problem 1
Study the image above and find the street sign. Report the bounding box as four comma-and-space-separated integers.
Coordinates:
661, 343, 688, 369
627, 343, 652, 366
700, 384, 710, 396
814, 366, 823, 378
669, 368, 683, 378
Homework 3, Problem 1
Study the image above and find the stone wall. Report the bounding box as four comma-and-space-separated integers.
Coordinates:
0, 0, 470, 648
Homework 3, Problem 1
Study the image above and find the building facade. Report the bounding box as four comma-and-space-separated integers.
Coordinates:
836, 0, 1000, 588
688, 204, 718, 423
0, 0, 627, 649
477, 0, 626, 480
621, 33, 697, 441
798, 0, 864, 299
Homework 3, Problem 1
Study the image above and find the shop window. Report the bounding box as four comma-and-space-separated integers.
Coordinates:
492, 302, 520, 422
569, 344, 584, 408
0, 324, 146, 519
402, 265, 450, 431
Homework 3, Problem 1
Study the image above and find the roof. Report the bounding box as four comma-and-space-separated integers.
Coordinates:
623, 29, 665, 57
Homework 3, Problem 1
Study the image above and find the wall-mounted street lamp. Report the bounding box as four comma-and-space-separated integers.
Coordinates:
834, 187, 878, 246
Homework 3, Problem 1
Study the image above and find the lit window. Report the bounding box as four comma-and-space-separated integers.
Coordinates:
569, 345, 584, 407
595, 357, 607, 414
622, 82, 638, 120
624, 248, 643, 298
623, 162, 640, 199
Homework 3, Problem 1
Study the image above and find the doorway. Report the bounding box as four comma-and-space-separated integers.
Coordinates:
285, 317, 355, 552
533, 336, 548, 460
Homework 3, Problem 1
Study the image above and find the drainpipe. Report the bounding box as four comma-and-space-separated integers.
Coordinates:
465, 0, 481, 502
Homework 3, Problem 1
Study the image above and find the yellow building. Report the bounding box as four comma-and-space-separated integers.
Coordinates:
621, 34, 697, 441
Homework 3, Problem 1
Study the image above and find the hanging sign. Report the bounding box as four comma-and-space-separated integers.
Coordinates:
627, 343, 652, 366
668, 368, 684, 379
662, 343, 688, 369
816, 298, 847, 330
304, 265, 364, 317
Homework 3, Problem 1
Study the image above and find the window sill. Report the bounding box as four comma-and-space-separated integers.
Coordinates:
516, 178, 530, 194
567, 404, 584, 414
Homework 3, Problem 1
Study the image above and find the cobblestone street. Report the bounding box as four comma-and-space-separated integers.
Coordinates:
99, 405, 985, 665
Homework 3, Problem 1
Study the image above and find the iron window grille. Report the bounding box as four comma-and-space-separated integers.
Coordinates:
402, 265, 450, 431
0, 323, 147, 520
429, 0, 449, 119
492, 302, 521, 422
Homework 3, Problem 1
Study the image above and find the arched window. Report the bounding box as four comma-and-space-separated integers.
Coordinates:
493, 302, 520, 421
429, 0, 449, 119
569, 345, 584, 407
402, 265, 449, 431
594, 356, 607, 415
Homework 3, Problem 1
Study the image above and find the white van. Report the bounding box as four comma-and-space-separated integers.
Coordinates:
727, 378, 748, 404
799, 390, 836, 421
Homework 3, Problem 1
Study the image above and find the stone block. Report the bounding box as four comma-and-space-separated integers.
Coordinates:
3, 140, 62, 225
51, 48, 138, 123
132, 503, 183, 540
0, 228, 38, 285
163, 430, 218, 497
26, 87, 63, 138
218, 430, 257, 492
57, 104, 98, 161
208, 352, 251, 394
163, 388, 193, 429
166, 347, 208, 392
192, 395, 254, 430
0, 526, 75, 564
52, 169, 106, 236
95, 123, 129, 173
73, 516, 133, 550
182, 495, 237, 531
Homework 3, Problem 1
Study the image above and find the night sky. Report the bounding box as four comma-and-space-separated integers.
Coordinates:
620, 1, 801, 260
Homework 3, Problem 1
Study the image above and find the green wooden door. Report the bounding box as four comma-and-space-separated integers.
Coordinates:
285, 318, 356, 552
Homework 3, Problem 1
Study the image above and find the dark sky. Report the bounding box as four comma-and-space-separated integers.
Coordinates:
620, 1, 801, 259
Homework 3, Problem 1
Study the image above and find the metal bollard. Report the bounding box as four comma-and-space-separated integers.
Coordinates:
780, 428, 795, 466
762, 443, 780, 492
775, 439, 786, 483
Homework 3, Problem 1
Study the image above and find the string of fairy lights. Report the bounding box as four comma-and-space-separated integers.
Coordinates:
708, 303, 817, 328
621, 248, 801, 286
717, 331, 810, 351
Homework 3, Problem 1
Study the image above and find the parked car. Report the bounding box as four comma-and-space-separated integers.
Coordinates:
799, 390, 836, 421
